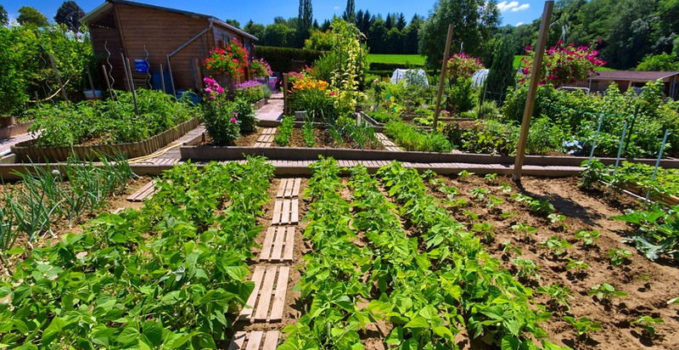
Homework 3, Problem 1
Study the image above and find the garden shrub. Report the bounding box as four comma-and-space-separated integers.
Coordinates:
288, 73, 337, 121
445, 78, 476, 113
385, 121, 451, 152
202, 78, 240, 145
445, 120, 517, 156
253, 46, 324, 72
234, 98, 256, 134
235, 80, 269, 104
29, 89, 197, 146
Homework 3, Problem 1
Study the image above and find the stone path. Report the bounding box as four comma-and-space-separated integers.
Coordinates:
0, 133, 35, 156
255, 98, 283, 122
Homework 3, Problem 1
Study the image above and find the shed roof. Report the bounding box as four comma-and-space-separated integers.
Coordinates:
588, 71, 679, 82
81, 0, 258, 41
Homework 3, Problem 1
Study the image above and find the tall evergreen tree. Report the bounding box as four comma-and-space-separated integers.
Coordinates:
485, 37, 516, 103
343, 0, 356, 23
385, 14, 393, 29
55, 1, 85, 32
18, 6, 49, 27
0, 5, 8, 27
396, 13, 407, 30
296, 0, 313, 47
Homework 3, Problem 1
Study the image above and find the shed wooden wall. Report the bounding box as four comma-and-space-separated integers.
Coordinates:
89, 11, 126, 90
115, 3, 212, 90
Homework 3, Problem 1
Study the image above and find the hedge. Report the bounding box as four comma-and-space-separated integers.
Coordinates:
368, 62, 425, 71
253, 46, 325, 73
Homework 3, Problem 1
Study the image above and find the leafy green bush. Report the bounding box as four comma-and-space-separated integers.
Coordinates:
385, 121, 451, 152
288, 87, 337, 121
275, 115, 295, 146
445, 78, 476, 114
29, 89, 197, 146
445, 120, 517, 155
253, 46, 324, 72
203, 96, 240, 146
234, 98, 256, 134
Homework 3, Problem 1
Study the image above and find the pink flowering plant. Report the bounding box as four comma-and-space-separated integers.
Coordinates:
250, 58, 272, 77
447, 53, 484, 83
202, 77, 240, 145
521, 40, 606, 87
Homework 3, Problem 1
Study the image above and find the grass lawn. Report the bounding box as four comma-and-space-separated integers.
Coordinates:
367, 54, 426, 66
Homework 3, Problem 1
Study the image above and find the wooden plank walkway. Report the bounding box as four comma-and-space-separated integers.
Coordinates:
259, 226, 295, 262
271, 199, 299, 225
239, 265, 290, 322
254, 128, 277, 147
376, 133, 401, 151
276, 178, 301, 198
126, 181, 157, 202
227, 331, 280, 350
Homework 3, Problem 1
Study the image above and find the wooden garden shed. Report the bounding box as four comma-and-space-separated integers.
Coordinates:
574, 71, 679, 99
81, 0, 258, 94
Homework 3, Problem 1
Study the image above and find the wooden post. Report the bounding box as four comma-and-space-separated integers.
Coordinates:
101, 65, 114, 99
283, 73, 289, 115
48, 53, 69, 100
433, 24, 455, 130
160, 64, 166, 94
86, 70, 96, 95
121, 54, 139, 115
513, 1, 554, 183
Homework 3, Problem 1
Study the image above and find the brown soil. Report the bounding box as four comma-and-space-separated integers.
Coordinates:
426, 175, 679, 350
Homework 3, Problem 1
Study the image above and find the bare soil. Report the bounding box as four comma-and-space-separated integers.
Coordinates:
427, 175, 679, 350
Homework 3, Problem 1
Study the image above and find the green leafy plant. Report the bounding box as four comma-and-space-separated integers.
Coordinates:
484, 173, 498, 184
457, 170, 474, 180
384, 121, 452, 152
563, 316, 602, 337
302, 120, 316, 147
607, 248, 633, 266
540, 236, 572, 257
513, 257, 540, 281
512, 222, 537, 235
588, 283, 628, 300
470, 187, 491, 200
575, 230, 601, 247
275, 115, 295, 146
538, 284, 573, 310
566, 259, 590, 272
632, 316, 663, 338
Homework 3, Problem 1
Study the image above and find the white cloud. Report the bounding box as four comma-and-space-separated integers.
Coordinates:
516, 22, 524, 26
497, 1, 530, 12
333, 5, 341, 11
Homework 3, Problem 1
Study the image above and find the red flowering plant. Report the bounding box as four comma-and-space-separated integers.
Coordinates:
202, 77, 240, 145
447, 53, 484, 83
250, 58, 272, 77
204, 38, 250, 83
520, 40, 606, 87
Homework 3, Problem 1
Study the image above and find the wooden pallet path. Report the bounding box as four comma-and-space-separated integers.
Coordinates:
259, 226, 295, 262
276, 178, 301, 198
126, 181, 157, 202
239, 265, 289, 322
271, 199, 299, 225
254, 128, 277, 147
376, 133, 402, 151
227, 331, 280, 350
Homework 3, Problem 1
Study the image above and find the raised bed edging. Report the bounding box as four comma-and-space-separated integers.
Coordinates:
179, 145, 679, 169
253, 98, 268, 110
0, 120, 33, 139
12, 118, 201, 162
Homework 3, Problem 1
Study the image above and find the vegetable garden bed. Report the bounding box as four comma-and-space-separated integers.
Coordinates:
12, 118, 200, 162
281, 159, 679, 349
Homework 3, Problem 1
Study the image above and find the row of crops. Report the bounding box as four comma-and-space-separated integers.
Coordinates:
0, 158, 274, 348
280, 158, 564, 349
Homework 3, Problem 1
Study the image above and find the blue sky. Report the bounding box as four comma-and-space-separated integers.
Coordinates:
2, 0, 541, 27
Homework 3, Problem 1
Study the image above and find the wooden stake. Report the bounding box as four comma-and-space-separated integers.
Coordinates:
48, 53, 69, 100
433, 23, 455, 130
160, 63, 166, 93
513, 1, 554, 183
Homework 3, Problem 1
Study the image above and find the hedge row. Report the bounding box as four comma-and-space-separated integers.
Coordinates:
368, 62, 425, 71
253, 46, 325, 73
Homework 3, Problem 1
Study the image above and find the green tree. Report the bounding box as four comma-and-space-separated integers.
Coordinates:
396, 13, 407, 30
604, 0, 657, 68
225, 19, 240, 28
343, 0, 355, 23
55, 1, 85, 32
636, 52, 679, 71
244, 20, 265, 39
297, 0, 313, 47
18, 6, 49, 27
0, 5, 8, 27
419, 0, 499, 68
367, 18, 387, 53
384, 27, 404, 54
261, 22, 296, 47
403, 15, 423, 54
485, 37, 516, 103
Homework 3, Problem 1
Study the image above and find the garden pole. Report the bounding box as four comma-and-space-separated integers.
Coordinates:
87, 70, 96, 97
160, 64, 166, 94
101, 65, 114, 99
433, 23, 455, 130
513, 1, 554, 183
646, 129, 670, 200
613, 121, 628, 177
48, 53, 69, 101
587, 113, 605, 165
